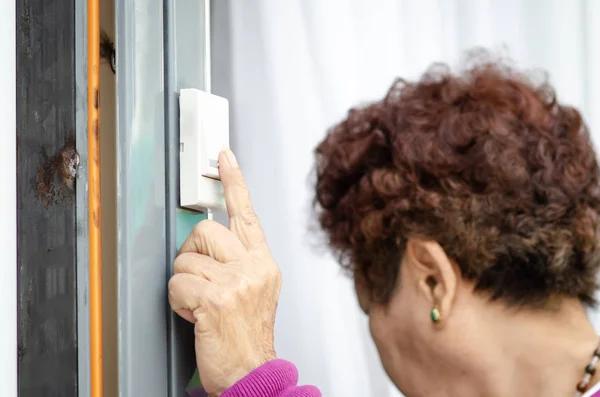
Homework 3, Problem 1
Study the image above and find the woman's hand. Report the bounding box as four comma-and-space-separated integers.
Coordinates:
168, 149, 282, 396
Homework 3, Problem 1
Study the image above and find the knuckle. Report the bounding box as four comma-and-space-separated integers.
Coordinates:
270, 266, 282, 286
262, 265, 282, 289
168, 273, 184, 292
214, 290, 236, 308
167, 275, 183, 305
192, 219, 219, 237
231, 274, 256, 296
253, 254, 279, 277
248, 268, 277, 291
234, 203, 259, 227
241, 209, 260, 227
243, 275, 259, 291
231, 272, 249, 289
172, 253, 191, 274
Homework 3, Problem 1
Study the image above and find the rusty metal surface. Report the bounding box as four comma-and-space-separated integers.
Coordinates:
16, 0, 78, 395
34, 137, 79, 206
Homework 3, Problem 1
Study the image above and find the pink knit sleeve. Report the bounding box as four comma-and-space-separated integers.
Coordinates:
221, 359, 321, 397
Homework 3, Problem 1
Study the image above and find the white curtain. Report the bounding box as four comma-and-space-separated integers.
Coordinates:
215, 1, 600, 396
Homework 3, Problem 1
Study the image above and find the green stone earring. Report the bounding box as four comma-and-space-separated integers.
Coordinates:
430, 307, 441, 323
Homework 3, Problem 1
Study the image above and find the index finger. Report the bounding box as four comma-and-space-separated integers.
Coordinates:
218, 148, 266, 249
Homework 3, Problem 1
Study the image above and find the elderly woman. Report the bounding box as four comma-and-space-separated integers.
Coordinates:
169, 60, 600, 397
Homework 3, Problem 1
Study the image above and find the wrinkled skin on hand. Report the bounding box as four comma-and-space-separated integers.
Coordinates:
169, 149, 282, 396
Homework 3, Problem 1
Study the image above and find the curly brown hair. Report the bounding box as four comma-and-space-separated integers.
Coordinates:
314, 58, 600, 308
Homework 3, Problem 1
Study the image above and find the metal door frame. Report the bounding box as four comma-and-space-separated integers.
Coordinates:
116, 0, 213, 395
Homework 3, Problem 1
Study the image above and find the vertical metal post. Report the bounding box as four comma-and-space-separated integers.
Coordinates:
164, 0, 214, 395
164, 0, 197, 395
87, 0, 104, 394
117, 0, 213, 394
16, 0, 79, 394
164, 0, 213, 395
76, 0, 91, 394
116, 0, 169, 396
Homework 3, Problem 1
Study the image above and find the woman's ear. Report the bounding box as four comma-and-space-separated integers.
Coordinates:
404, 239, 457, 323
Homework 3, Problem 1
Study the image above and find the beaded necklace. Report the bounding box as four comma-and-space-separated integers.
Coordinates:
576, 344, 600, 397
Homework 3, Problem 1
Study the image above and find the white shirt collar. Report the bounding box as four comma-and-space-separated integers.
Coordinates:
583, 381, 600, 397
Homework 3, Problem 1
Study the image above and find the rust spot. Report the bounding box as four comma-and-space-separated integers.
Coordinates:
92, 210, 99, 228
57, 137, 79, 189
35, 137, 79, 207
94, 88, 99, 109
93, 118, 99, 144
35, 155, 56, 207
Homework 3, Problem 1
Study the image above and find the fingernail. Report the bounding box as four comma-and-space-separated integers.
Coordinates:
222, 148, 238, 167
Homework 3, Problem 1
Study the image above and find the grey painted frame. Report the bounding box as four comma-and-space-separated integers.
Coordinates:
117, 0, 213, 395
164, 0, 197, 394
75, 0, 90, 395
116, 0, 169, 395
166, 1, 213, 396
